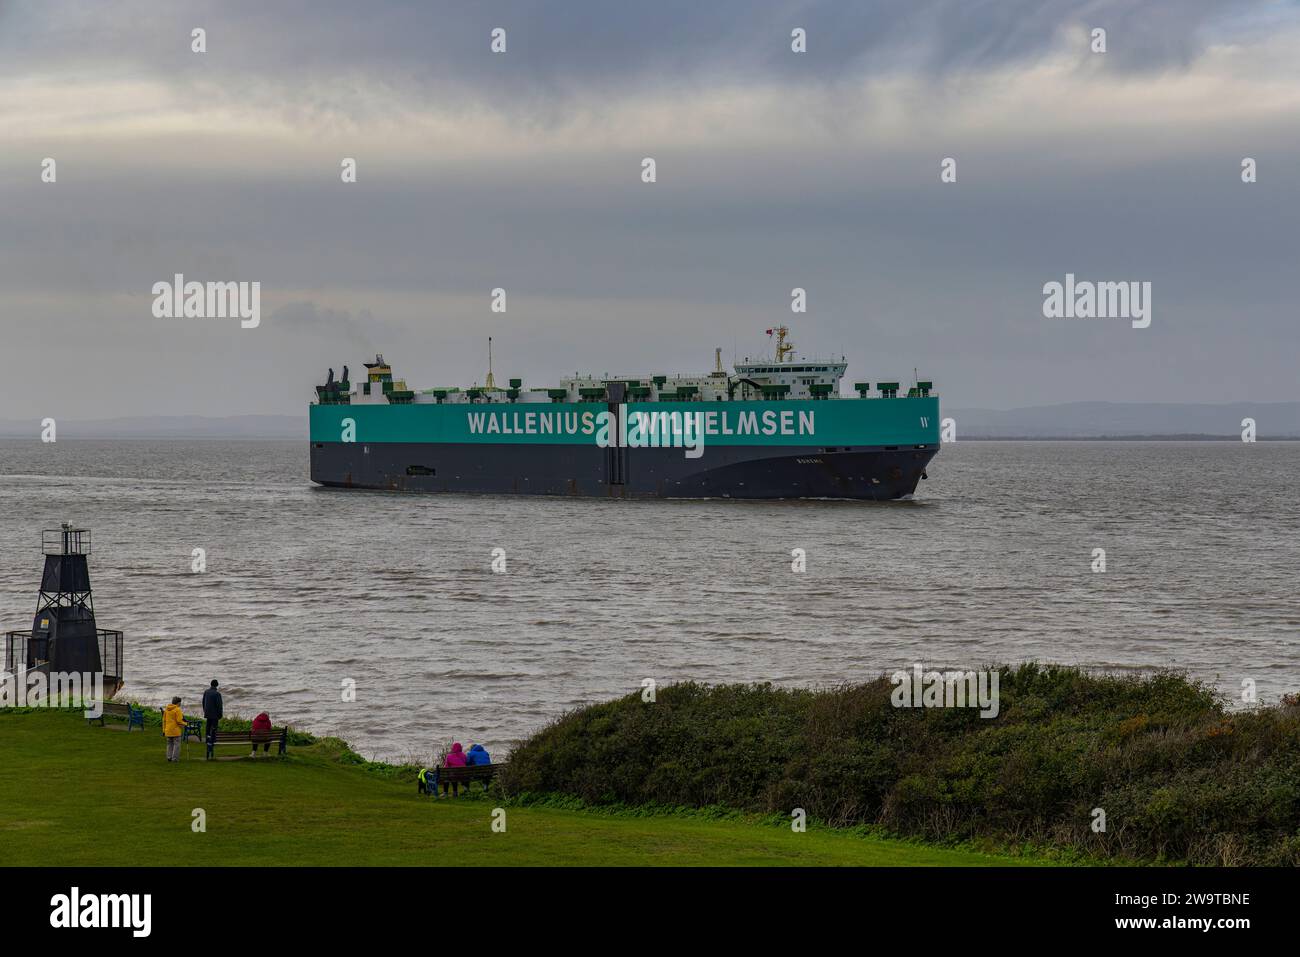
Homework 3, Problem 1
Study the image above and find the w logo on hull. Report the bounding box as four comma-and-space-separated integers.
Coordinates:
919, 417, 929, 428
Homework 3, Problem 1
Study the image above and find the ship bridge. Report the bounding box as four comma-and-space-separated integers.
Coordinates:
730, 326, 846, 400
731, 358, 847, 400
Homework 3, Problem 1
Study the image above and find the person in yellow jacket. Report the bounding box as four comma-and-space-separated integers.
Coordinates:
163, 696, 187, 762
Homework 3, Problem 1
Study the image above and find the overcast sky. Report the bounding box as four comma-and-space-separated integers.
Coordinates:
2, 0, 1298, 418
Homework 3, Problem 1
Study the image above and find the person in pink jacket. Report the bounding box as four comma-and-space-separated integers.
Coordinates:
442, 742, 468, 796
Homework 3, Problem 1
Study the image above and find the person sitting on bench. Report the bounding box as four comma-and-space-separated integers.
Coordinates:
250, 712, 273, 756
442, 742, 468, 796
466, 743, 490, 767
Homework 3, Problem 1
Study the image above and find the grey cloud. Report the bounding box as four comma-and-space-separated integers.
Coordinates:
1, 0, 1297, 417
0, 0, 1287, 98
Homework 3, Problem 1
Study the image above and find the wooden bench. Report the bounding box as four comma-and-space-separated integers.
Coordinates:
429, 763, 500, 794
88, 701, 144, 731
206, 727, 289, 759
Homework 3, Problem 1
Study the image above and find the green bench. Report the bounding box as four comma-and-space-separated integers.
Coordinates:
422, 763, 500, 796
88, 700, 144, 730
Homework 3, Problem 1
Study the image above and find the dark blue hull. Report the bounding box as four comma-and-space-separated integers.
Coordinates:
310, 441, 938, 500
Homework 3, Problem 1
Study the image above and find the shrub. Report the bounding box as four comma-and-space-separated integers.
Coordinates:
498, 665, 1300, 865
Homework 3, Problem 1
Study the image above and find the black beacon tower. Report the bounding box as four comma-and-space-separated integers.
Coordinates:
4, 524, 123, 696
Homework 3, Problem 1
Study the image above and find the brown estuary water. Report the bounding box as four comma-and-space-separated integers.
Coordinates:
1, 439, 1296, 761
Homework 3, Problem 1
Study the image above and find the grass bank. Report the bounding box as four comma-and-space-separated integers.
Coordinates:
500, 666, 1300, 866
0, 708, 1028, 866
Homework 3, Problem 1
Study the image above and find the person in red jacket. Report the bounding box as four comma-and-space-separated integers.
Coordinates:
250, 712, 273, 757
441, 742, 467, 796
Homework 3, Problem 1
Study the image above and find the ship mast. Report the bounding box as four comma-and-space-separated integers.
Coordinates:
774, 325, 794, 363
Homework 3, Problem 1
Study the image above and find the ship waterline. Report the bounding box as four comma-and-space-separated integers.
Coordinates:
310, 439, 938, 499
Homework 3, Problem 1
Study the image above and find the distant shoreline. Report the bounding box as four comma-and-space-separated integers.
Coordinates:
3, 401, 1299, 444
0, 433, 303, 441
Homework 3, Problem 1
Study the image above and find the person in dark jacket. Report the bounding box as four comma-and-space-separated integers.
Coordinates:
465, 744, 490, 766
202, 680, 223, 758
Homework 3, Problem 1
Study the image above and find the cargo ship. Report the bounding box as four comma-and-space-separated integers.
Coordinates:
309, 328, 939, 500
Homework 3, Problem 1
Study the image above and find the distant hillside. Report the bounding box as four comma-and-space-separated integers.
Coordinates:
947, 402, 1300, 438
0, 415, 303, 439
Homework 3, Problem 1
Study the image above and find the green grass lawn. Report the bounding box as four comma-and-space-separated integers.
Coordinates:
0, 709, 1036, 866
